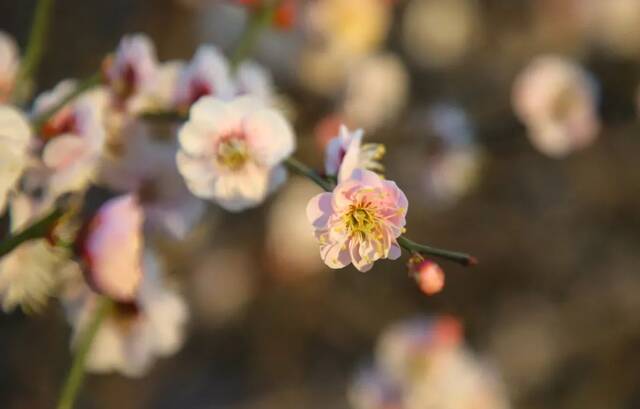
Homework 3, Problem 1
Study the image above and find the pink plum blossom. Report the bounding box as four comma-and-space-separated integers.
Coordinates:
324, 125, 385, 183
105, 33, 158, 109
77, 194, 144, 302
174, 45, 235, 110
176, 95, 295, 212
0, 31, 19, 102
234, 60, 274, 102
306, 169, 407, 272
34, 80, 108, 197
512, 55, 600, 158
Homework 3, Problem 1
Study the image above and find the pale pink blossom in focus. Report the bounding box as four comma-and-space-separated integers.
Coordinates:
0, 32, 19, 102
34, 80, 108, 197
174, 45, 235, 110
306, 169, 407, 272
176, 96, 295, 212
512, 55, 600, 158
77, 194, 144, 302
105, 34, 158, 109
324, 125, 385, 183
65, 252, 188, 377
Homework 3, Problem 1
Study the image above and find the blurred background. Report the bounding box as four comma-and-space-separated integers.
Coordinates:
2, 0, 640, 408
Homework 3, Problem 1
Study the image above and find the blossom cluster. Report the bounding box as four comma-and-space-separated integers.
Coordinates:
0, 25, 430, 379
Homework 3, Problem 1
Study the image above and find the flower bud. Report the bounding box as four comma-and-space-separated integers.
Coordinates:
408, 256, 445, 295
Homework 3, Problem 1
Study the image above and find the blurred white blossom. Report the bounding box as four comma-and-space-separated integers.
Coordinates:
342, 54, 409, 132
512, 55, 600, 157
34, 80, 109, 197
0, 194, 79, 313
65, 251, 188, 377
174, 45, 235, 110
0, 105, 33, 213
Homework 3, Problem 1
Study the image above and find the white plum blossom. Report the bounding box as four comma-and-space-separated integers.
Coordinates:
177, 96, 295, 212
234, 60, 274, 102
98, 125, 204, 239
324, 125, 384, 183
77, 194, 144, 302
512, 55, 600, 158
0, 31, 19, 102
105, 33, 159, 111
65, 252, 188, 377
34, 80, 108, 197
174, 45, 235, 110
0, 105, 32, 213
0, 194, 80, 313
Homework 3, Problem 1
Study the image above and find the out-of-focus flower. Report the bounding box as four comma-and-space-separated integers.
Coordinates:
350, 316, 511, 409
402, 0, 481, 68
174, 45, 235, 111
0, 31, 19, 102
234, 60, 274, 102
76, 194, 144, 302
65, 252, 188, 377
512, 55, 600, 158
306, 169, 407, 272
306, 0, 390, 58
0, 194, 79, 313
0, 105, 33, 212
299, 0, 391, 95
176, 96, 295, 212
98, 124, 204, 239
325, 125, 385, 183
342, 54, 409, 132
34, 80, 108, 197
407, 256, 445, 295
266, 178, 325, 279
415, 104, 483, 207
104, 34, 158, 109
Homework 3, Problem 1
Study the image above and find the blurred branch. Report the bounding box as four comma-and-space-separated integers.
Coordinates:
229, 0, 282, 70
284, 157, 477, 267
0, 206, 65, 258
32, 72, 102, 131
12, 0, 56, 103
57, 297, 113, 409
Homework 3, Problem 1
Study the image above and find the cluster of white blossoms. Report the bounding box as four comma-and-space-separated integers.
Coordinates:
0, 30, 286, 377
349, 316, 511, 409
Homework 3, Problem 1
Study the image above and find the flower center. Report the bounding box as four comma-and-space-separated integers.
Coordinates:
344, 204, 378, 239
216, 137, 248, 171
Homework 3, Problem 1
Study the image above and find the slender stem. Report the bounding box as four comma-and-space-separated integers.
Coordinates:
229, 0, 281, 70
0, 206, 64, 258
398, 236, 477, 267
57, 297, 113, 409
284, 156, 477, 267
285, 157, 335, 191
12, 0, 56, 102
32, 72, 102, 131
